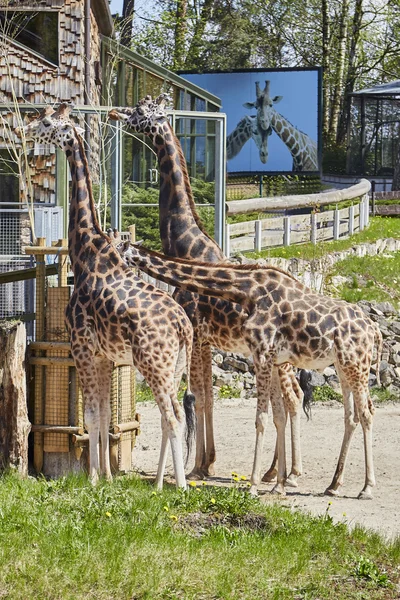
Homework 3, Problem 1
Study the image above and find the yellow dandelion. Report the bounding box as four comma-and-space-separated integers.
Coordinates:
247, 482, 251, 488
169, 515, 178, 521
240, 475, 247, 481
163, 506, 169, 512
105, 511, 111, 518
210, 498, 216, 504
343, 513, 346, 517
328, 501, 332, 506
202, 481, 207, 486
231, 471, 238, 477
151, 491, 157, 497
233, 476, 239, 482
196, 487, 201, 492
189, 481, 197, 487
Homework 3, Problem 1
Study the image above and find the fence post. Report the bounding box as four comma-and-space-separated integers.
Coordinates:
259, 175, 263, 197
333, 206, 340, 240
364, 193, 370, 227
225, 223, 231, 258
310, 212, 317, 244
33, 237, 46, 474
371, 180, 376, 217
283, 216, 291, 246
255, 220, 262, 252
359, 199, 365, 231
349, 204, 355, 235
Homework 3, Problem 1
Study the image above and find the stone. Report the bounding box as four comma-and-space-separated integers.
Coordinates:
389, 322, 400, 336
213, 353, 224, 366
309, 371, 326, 387
374, 301, 396, 315
370, 305, 384, 317
323, 366, 336, 378
224, 357, 249, 372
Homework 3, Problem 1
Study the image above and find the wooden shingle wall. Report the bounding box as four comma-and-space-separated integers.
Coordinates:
0, 0, 104, 204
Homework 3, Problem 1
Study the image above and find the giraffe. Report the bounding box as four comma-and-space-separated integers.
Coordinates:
116, 242, 383, 499
109, 95, 308, 491
244, 80, 319, 172
15, 104, 196, 489
226, 114, 272, 163
109, 94, 303, 487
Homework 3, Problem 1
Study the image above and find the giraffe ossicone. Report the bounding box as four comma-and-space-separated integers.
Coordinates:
15, 103, 196, 490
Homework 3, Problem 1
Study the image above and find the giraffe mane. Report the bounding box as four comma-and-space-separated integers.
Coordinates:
166, 122, 218, 246
132, 243, 300, 283
72, 124, 111, 243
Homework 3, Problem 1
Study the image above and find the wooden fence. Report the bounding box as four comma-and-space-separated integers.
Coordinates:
226, 194, 370, 256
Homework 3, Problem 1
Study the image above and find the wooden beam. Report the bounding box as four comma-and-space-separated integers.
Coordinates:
0, 264, 57, 285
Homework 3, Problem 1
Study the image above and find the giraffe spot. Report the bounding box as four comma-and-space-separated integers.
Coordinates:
308, 310, 319, 324
117, 288, 126, 301
271, 288, 285, 303
190, 238, 207, 257
280, 326, 294, 342
320, 315, 336, 332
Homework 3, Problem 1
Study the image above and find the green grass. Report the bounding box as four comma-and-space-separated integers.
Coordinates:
0, 472, 399, 599
245, 216, 400, 261
328, 252, 400, 307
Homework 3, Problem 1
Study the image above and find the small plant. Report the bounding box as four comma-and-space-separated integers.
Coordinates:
353, 556, 391, 587
312, 385, 342, 403
218, 384, 242, 399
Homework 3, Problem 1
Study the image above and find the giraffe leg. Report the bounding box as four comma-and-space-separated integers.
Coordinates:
355, 387, 375, 499
284, 368, 303, 487
270, 368, 288, 496
187, 343, 206, 480
96, 358, 113, 481
73, 351, 101, 484
325, 378, 357, 496
249, 356, 274, 496
155, 415, 169, 490
202, 344, 216, 476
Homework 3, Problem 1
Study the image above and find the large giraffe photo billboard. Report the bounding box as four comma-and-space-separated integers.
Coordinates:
181, 68, 322, 175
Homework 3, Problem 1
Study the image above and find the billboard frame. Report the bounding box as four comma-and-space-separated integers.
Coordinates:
179, 66, 323, 177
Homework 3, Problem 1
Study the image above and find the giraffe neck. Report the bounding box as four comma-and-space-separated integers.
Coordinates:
269, 109, 317, 170
125, 246, 298, 305
152, 120, 224, 262
66, 133, 108, 272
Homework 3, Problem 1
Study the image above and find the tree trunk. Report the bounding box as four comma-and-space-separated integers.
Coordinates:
0, 321, 30, 476
121, 0, 135, 48
337, 0, 363, 146
321, 0, 330, 141
185, 0, 214, 69
173, 0, 188, 70
392, 125, 400, 190
328, 0, 350, 143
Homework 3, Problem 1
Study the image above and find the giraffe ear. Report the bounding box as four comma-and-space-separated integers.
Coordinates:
243, 102, 255, 109
123, 240, 131, 252
272, 96, 283, 104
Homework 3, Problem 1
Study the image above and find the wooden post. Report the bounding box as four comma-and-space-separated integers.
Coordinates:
128, 224, 136, 243
254, 220, 262, 252
33, 237, 46, 473
364, 193, 370, 227
56, 238, 68, 287
349, 204, 355, 236
283, 216, 291, 246
310, 212, 317, 244
359, 199, 365, 231
0, 321, 31, 476
333, 206, 340, 240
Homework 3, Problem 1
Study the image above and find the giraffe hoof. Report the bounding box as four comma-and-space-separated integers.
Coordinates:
358, 490, 373, 500
261, 469, 277, 483
271, 483, 286, 496
203, 464, 215, 477
187, 469, 205, 481
324, 487, 340, 497
249, 485, 258, 497
285, 474, 299, 488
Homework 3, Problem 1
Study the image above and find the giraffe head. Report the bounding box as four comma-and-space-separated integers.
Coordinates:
14, 103, 84, 149
244, 80, 282, 132
108, 94, 172, 134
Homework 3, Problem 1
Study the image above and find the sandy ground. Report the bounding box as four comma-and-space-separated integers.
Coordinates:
133, 399, 400, 540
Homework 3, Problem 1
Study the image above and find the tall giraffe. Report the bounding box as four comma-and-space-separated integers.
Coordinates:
117, 243, 383, 499
244, 80, 319, 172
226, 114, 272, 163
109, 95, 307, 490
15, 104, 196, 488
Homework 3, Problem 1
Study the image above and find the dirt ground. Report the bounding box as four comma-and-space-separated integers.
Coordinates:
133, 399, 400, 540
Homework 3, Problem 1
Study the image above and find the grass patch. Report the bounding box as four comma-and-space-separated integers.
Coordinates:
328, 251, 400, 307
371, 387, 400, 403
136, 381, 187, 403
245, 216, 400, 262
0, 472, 399, 599
312, 386, 343, 403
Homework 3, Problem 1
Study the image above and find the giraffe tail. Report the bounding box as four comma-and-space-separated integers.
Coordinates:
374, 325, 383, 387
182, 333, 196, 464
298, 369, 313, 420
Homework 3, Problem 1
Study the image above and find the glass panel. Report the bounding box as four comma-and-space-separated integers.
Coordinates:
133, 68, 145, 104
125, 64, 134, 107
0, 150, 18, 204
145, 72, 164, 99
0, 11, 58, 64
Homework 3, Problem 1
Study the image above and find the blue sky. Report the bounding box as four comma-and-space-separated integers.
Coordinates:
109, 0, 123, 14
183, 70, 320, 173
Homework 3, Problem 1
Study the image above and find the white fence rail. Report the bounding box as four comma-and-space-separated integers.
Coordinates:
226, 194, 370, 256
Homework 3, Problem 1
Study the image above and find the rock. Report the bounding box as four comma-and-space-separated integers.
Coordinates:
224, 357, 249, 372
213, 353, 224, 366
309, 371, 326, 387
323, 366, 336, 377
389, 322, 400, 336
370, 305, 384, 317
375, 301, 396, 315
